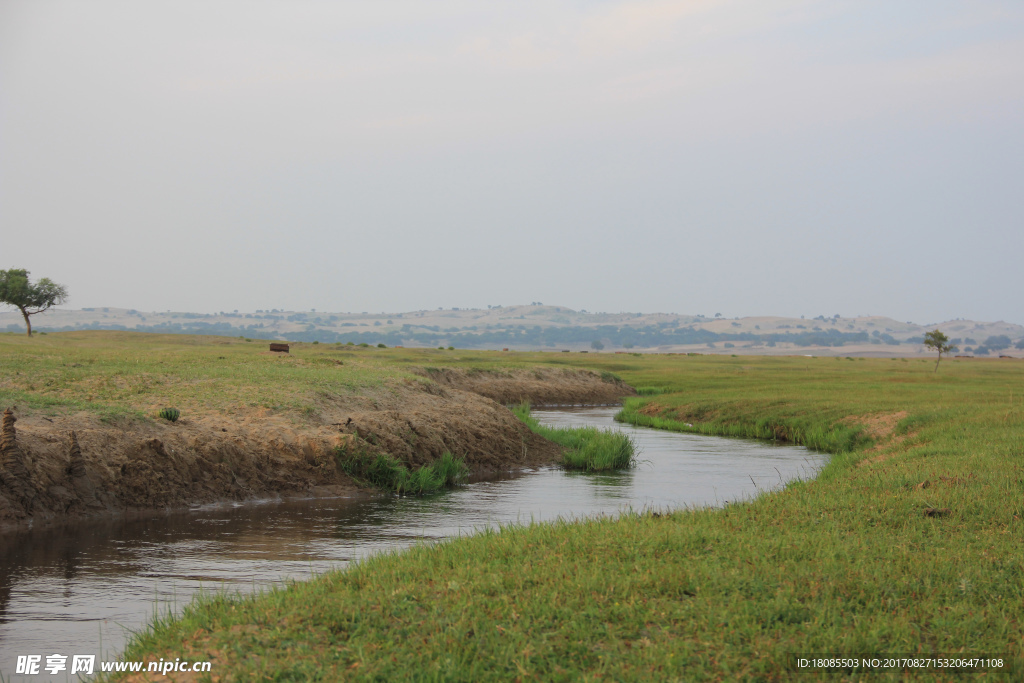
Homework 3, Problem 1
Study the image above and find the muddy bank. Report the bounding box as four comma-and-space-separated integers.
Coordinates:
0, 368, 632, 532
414, 366, 635, 406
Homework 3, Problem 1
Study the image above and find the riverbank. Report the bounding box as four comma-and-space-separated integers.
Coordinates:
109, 352, 1023, 680
0, 332, 633, 531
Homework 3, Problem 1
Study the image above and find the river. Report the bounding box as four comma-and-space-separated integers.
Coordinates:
0, 407, 824, 680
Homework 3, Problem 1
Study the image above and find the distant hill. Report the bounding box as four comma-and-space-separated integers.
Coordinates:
4, 305, 1022, 357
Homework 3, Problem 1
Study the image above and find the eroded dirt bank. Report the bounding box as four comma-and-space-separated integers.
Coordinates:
414, 366, 635, 405
0, 368, 633, 532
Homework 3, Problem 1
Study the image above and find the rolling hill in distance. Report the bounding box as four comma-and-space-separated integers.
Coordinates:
4, 305, 1022, 358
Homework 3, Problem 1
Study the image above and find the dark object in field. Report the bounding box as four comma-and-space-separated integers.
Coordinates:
915, 480, 930, 490
270, 343, 290, 353
0, 408, 16, 453
158, 407, 180, 423
923, 507, 951, 517
67, 431, 87, 479
0, 408, 35, 510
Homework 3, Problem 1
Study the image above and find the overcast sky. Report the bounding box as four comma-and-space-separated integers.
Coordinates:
2, 1, 1022, 323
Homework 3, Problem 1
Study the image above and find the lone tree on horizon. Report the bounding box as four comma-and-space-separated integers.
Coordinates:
0, 269, 69, 337
923, 329, 956, 372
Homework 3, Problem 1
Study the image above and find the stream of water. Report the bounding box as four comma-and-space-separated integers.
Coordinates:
0, 407, 824, 680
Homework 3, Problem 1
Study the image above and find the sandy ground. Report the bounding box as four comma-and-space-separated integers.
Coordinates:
0, 369, 632, 533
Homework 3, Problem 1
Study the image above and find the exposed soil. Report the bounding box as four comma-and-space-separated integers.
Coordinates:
846, 411, 919, 466
414, 366, 635, 405
843, 410, 908, 440
0, 368, 632, 533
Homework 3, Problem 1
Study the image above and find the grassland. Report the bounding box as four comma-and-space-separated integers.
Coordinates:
0, 331, 427, 422
4, 333, 1022, 680
0, 331, 616, 422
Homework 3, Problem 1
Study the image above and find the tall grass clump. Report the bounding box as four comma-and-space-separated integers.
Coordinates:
157, 407, 180, 422
513, 402, 636, 472
560, 430, 636, 471
635, 386, 670, 396
336, 448, 467, 495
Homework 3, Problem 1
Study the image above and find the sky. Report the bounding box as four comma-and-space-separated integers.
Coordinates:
1, 0, 1022, 324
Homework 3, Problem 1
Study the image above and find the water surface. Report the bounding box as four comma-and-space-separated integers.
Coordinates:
0, 407, 823, 680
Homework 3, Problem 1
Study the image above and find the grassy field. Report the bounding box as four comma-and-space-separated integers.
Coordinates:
0, 331, 552, 423
3, 333, 1021, 680
0, 331, 418, 421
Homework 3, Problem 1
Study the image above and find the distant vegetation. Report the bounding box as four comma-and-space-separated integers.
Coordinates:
20, 319, 886, 350
9, 305, 1021, 353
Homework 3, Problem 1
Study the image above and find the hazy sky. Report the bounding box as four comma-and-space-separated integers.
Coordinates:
2, 1, 1022, 323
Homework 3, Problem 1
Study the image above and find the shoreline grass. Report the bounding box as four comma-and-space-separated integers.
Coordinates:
512, 401, 636, 471
336, 448, 468, 495
616, 395, 869, 454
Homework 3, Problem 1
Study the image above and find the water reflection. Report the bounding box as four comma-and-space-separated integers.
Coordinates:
0, 407, 824, 681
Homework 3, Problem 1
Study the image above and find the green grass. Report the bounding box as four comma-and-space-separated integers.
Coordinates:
114, 353, 1024, 680
0, 330, 419, 421
512, 402, 636, 471
336, 448, 468, 495
617, 396, 869, 454
8, 333, 1022, 679
635, 385, 670, 396
157, 406, 180, 422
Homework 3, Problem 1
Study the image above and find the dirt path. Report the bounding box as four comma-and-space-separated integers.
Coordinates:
0, 368, 633, 532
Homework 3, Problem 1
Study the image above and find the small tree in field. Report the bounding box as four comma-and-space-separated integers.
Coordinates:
923, 329, 956, 372
0, 269, 69, 336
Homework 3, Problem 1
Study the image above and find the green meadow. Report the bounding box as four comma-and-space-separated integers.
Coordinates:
2, 333, 1021, 680
0, 331, 419, 421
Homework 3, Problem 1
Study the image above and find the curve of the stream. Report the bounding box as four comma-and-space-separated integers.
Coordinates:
0, 407, 825, 680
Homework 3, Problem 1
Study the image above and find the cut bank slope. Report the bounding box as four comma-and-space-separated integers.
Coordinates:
0, 332, 634, 531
